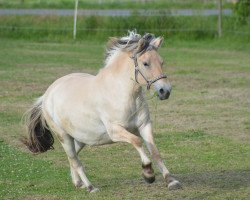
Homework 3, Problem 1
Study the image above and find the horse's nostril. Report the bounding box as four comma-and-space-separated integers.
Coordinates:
159, 88, 164, 94
166, 91, 170, 97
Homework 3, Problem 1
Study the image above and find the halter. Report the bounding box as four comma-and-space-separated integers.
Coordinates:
131, 53, 167, 90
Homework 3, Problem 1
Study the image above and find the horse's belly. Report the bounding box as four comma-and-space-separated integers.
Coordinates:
70, 120, 113, 146
73, 131, 113, 146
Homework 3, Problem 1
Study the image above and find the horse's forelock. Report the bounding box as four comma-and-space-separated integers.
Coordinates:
104, 31, 156, 65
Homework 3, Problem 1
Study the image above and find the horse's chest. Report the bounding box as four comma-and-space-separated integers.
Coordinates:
111, 99, 146, 131
118, 108, 140, 134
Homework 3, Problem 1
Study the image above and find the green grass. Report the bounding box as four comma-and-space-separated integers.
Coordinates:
1, 14, 249, 42
0, 133, 249, 199
0, 38, 250, 199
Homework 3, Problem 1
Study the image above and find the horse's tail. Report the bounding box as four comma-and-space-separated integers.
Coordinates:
22, 96, 54, 153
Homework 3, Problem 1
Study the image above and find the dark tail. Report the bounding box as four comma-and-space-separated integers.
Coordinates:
22, 97, 54, 153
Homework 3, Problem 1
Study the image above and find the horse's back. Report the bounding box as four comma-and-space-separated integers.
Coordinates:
50, 72, 94, 87
45, 72, 94, 95
44, 73, 96, 107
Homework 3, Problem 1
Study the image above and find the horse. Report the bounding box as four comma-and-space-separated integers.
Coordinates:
22, 31, 181, 193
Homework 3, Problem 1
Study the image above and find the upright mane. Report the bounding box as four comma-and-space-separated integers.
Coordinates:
104, 31, 156, 66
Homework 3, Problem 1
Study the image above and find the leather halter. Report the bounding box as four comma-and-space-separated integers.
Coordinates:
131, 54, 167, 90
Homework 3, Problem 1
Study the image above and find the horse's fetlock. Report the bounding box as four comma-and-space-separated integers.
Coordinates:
75, 181, 85, 188
142, 162, 155, 184
164, 174, 182, 190
88, 185, 99, 193
142, 163, 153, 171
164, 174, 174, 184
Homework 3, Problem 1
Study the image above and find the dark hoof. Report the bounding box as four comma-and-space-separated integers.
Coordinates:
142, 163, 155, 184
143, 174, 156, 183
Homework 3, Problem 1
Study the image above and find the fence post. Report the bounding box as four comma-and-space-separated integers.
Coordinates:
73, 0, 79, 40
218, 0, 222, 37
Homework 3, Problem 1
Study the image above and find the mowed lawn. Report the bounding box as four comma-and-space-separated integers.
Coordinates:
0, 38, 249, 199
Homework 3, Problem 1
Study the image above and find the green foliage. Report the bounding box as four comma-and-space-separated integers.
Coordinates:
0, 15, 244, 42
234, 0, 250, 25
0, 1, 249, 42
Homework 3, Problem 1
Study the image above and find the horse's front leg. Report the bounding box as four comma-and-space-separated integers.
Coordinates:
107, 124, 156, 183
139, 123, 182, 190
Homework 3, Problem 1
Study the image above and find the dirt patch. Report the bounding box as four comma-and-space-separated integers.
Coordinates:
20, 195, 61, 200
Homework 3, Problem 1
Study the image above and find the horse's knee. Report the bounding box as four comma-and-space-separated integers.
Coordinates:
68, 156, 81, 169
132, 137, 142, 147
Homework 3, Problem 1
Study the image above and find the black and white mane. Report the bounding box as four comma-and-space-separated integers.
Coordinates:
105, 31, 156, 65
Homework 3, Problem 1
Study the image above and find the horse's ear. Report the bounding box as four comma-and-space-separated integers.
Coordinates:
136, 38, 147, 53
150, 37, 164, 49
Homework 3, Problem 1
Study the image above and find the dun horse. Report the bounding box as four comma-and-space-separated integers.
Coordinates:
23, 31, 181, 192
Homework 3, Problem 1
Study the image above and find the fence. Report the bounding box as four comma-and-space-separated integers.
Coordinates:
0, 0, 249, 40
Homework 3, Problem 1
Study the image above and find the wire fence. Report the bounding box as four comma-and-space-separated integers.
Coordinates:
0, 0, 249, 39
1, 25, 249, 34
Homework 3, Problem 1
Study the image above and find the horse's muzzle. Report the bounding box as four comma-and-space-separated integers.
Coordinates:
158, 88, 171, 100
158, 89, 171, 100
153, 79, 172, 100
156, 82, 172, 100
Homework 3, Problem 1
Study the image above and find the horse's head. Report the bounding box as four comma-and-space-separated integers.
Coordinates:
132, 34, 171, 100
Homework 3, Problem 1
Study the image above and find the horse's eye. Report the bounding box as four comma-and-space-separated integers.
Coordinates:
143, 62, 149, 67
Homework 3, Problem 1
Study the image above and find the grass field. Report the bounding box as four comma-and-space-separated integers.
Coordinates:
0, 38, 250, 199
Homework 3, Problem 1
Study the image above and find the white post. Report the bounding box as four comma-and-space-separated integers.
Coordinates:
218, 0, 222, 37
73, 0, 79, 40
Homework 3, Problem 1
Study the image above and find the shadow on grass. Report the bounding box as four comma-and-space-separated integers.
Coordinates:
179, 170, 250, 189
98, 170, 250, 191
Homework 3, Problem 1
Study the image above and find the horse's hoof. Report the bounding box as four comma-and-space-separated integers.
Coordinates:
168, 180, 182, 190
143, 173, 156, 184
90, 187, 100, 193
88, 185, 100, 193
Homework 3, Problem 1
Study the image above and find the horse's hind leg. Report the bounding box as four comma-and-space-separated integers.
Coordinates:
70, 140, 86, 188
60, 134, 99, 193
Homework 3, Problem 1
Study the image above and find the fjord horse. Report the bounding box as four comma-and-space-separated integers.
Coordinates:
23, 32, 181, 192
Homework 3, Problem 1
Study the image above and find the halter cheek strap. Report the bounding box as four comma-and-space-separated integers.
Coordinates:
132, 55, 167, 90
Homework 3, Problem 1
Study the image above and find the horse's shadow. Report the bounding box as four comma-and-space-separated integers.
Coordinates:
176, 169, 250, 190
99, 169, 250, 191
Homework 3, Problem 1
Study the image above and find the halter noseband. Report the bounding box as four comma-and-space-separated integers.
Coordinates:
131, 54, 167, 90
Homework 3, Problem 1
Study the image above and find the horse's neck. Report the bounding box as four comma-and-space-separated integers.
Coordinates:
98, 51, 141, 100
96, 52, 146, 123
